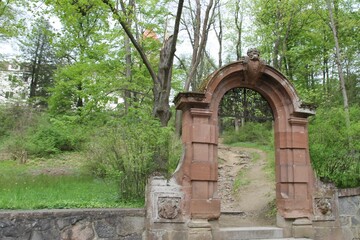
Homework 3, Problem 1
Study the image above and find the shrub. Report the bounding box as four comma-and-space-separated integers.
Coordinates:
86, 109, 182, 201
0, 105, 38, 161
25, 115, 86, 156
0, 106, 86, 159
309, 106, 360, 188
0, 105, 36, 141
222, 121, 273, 146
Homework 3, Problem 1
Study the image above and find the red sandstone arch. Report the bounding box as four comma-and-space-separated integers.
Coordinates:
174, 53, 316, 222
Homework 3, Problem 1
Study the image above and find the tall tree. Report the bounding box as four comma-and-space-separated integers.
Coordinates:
20, 18, 56, 105
101, 0, 185, 126
233, 1, 244, 61
326, 0, 350, 134
118, 0, 135, 113
182, 0, 216, 91
46, 0, 126, 115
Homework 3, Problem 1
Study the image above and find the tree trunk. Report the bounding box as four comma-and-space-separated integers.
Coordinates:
235, 2, 243, 61
102, 0, 184, 127
214, 0, 222, 67
120, 0, 135, 114
326, 0, 351, 132
184, 0, 214, 91
153, 36, 173, 127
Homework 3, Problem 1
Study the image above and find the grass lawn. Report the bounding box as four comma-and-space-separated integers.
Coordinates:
0, 153, 143, 209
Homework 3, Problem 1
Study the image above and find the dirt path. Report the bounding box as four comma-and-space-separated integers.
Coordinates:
217, 143, 276, 227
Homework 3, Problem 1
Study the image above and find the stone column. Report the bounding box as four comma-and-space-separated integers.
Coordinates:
174, 92, 221, 221
187, 108, 220, 220
276, 117, 315, 238
277, 117, 314, 218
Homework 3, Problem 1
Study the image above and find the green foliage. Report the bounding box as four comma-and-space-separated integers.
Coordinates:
0, 105, 29, 140
309, 106, 360, 188
25, 115, 85, 156
0, 105, 86, 159
86, 108, 182, 201
0, 0, 25, 39
222, 122, 273, 146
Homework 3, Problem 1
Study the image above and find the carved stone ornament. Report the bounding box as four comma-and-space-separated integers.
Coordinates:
240, 48, 266, 84
316, 198, 332, 215
158, 197, 181, 220
247, 48, 261, 61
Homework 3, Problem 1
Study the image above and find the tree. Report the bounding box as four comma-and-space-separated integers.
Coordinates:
181, 0, 217, 91
101, 0, 185, 126
46, 0, 127, 115
20, 18, 56, 105
219, 88, 273, 131
0, 0, 23, 39
119, 0, 135, 114
326, 0, 350, 134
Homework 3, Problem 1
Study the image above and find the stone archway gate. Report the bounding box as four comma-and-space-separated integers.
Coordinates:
145, 49, 316, 240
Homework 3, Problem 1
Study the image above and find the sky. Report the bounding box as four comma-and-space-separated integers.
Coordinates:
0, 1, 255, 65
0, 39, 20, 59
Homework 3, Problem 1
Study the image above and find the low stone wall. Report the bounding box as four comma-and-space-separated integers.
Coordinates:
0, 208, 145, 240
338, 187, 360, 239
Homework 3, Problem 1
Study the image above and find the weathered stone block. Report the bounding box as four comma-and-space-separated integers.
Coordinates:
292, 224, 315, 238
61, 221, 94, 240
188, 228, 212, 240
313, 226, 343, 240
190, 199, 220, 218
117, 216, 145, 237
57, 216, 84, 230
339, 196, 358, 215
340, 216, 351, 226
94, 220, 116, 238
191, 162, 217, 181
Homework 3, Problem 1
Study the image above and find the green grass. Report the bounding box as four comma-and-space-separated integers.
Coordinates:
0, 157, 143, 209
233, 170, 251, 193
250, 151, 261, 162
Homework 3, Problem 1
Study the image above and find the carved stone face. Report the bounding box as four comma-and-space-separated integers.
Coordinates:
247, 48, 260, 60
316, 198, 332, 215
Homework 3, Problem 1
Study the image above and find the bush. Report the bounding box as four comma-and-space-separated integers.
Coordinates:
222, 121, 273, 146
0, 105, 38, 161
0, 105, 36, 141
309, 106, 360, 188
25, 115, 86, 156
86, 109, 182, 201
0, 106, 86, 159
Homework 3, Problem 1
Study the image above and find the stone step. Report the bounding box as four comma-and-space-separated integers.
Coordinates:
255, 239, 313, 240
213, 226, 284, 240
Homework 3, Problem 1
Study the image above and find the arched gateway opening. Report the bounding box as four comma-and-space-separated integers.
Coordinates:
146, 49, 316, 239
217, 87, 275, 226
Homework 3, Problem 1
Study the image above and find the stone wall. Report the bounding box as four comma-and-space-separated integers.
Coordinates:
0, 208, 145, 240
338, 188, 360, 239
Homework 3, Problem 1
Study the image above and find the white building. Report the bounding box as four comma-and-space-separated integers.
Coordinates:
0, 61, 31, 104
